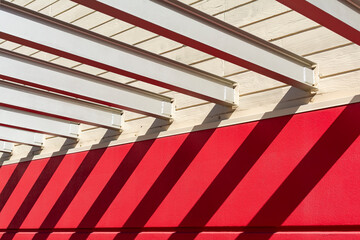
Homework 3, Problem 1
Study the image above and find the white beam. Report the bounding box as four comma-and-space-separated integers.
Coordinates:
0, 3, 238, 106
0, 126, 44, 147
277, 0, 360, 45
71, 0, 318, 91
0, 141, 13, 153
0, 81, 123, 130
0, 50, 173, 120
0, 106, 79, 139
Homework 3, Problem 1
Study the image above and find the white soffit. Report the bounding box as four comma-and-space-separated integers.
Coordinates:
0, 81, 123, 130
0, 106, 80, 139
0, 141, 13, 153
73, 0, 318, 91
0, 126, 44, 147
277, 0, 360, 45
0, 3, 239, 106
0, 49, 174, 120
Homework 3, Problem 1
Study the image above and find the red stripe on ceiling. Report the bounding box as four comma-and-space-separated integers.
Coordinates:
277, 0, 360, 45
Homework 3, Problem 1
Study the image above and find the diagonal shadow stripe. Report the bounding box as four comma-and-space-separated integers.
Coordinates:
122, 128, 217, 227
0, 147, 38, 214
30, 146, 109, 240
111, 127, 217, 240
167, 114, 294, 240
6, 154, 65, 230
69, 128, 217, 240
69, 105, 230, 240
0, 161, 31, 214
64, 138, 157, 240
77, 139, 156, 226
0, 232, 16, 240
3, 139, 77, 234
235, 103, 360, 239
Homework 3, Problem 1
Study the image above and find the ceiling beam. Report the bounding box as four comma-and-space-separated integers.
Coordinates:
0, 3, 238, 106
0, 141, 13, 153
0, 49, 173, 120
276, 0, 360, 45
71, 0, 318, 91
0, 81, 123, 130
0, 106, 80, 139
0, 126, 44, 147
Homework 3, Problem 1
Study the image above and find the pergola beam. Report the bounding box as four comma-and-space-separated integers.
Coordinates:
72, 0, 318, 91
0, 49, 173, 120
0, 3, 238, 106
0, 106, 80, 139
0, 141, 13, 153
0, 126, 44, 147
0, 81, 123, 130
276, 0, 360, 45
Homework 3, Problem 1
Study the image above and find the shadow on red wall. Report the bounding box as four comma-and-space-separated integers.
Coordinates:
0, 102, 359, 240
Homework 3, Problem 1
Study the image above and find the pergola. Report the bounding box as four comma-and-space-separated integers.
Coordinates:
0, 0, 359, 154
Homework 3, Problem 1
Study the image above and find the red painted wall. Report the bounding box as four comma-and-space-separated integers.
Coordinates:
0, 103, 359, 239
